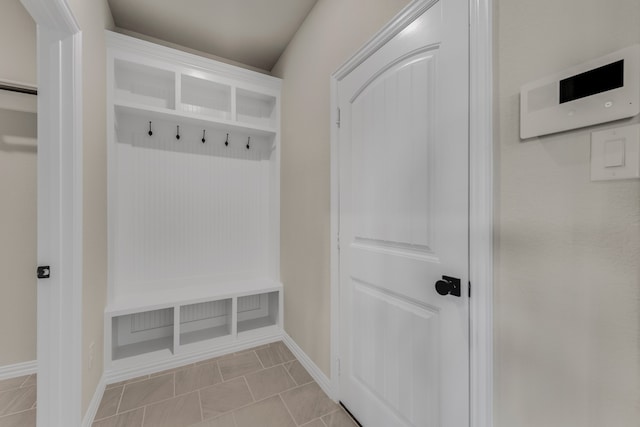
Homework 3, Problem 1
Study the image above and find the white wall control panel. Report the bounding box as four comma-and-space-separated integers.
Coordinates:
521, 45, 640, 139
591, 123, 640, 181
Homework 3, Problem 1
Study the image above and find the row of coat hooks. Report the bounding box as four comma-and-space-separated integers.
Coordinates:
147, 121, 252, 149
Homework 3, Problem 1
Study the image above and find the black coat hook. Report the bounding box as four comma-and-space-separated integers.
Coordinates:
176, 125, 180, 140
246, 136, 250, 150
225, 133, 229, 147
201, 130, 206, 143
148, 121, 153, 136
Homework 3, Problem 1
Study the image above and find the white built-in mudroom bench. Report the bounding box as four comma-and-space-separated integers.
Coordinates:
104, 31, 282, 377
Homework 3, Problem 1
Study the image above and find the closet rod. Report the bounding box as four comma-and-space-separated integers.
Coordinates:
0, 80, 37, 96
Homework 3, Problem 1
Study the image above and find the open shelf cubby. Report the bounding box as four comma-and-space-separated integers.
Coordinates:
179, 299, 232, 346
114, 59, 175, 109
236, 88, 277, 128
181, 75, 231, 119
112, 307, 174, 361
237, 291, 279, 334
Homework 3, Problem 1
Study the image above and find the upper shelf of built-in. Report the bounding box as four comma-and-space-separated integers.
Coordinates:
107, 31, 281, 139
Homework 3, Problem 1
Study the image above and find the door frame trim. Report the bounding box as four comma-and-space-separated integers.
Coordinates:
19, 1, 83, 426
329, 1, 493, 426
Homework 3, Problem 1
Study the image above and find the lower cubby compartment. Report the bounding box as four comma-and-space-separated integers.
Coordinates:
112, 307, 174, 361
180, 299, 232, 345
237, 291, 279, 333
107, 281, 282, 368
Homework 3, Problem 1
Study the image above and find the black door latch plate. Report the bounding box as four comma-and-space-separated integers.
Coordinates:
37, 266, 50, 279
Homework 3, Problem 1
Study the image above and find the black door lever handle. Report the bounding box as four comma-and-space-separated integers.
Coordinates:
435, 275, 461, 297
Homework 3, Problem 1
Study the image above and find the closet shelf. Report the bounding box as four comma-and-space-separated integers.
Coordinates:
115, 100, 277, 139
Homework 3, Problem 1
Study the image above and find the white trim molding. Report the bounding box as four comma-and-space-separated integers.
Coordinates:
329, 76, 341, 400
81, 375, 106, 427
333, 0, 439, 77
282, 333, 334, 400
469, 0, 494, 426
19, 1, 83, 427
330, 0, 494, 425
0, 360, 37, 381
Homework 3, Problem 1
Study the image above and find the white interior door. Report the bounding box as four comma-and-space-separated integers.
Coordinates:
337, 0, 469, 426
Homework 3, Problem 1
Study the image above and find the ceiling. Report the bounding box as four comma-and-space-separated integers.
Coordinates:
108, 0, 319, 72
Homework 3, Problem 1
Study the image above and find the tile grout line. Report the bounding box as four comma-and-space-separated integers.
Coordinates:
107, 375, 151, 390
283, 362, 299, 386
218, 388, 292, 419
215, 361, 223, 384
197, 389, 204, 423
0, 406, 36, 420
0, 375, 31, 392
19, 375, 31, 388
141, 405, 146, 427
277, 393, 300, 426
255, 349, 267, 369
115, 384, 125, 415
242, 375, 256, 402
118, 387, 201, 415
115, 372, 179, 414
301, 418, 325, 427
94, 407, 143, 424
0, 386, 37, 418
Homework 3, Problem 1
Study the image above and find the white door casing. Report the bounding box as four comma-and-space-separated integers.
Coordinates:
20, 1, 83, 426
335, 0, 469, 426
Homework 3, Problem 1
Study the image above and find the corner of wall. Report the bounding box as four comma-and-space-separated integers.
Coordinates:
66, 0, 114, 418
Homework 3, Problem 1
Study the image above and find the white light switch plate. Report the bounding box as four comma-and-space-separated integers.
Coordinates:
591, 123, 640, 181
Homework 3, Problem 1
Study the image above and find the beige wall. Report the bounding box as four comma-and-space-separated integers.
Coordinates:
495, 0, 640, 425
0, 106, 37, 366
0, 0, 37, 367
271, 0, 410, 375
65, 0, 115, 416
0, 0, 36, 87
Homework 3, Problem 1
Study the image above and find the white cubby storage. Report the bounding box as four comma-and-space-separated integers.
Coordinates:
180, 299, 232, 346
105, 31, 282, 373
180, 74, 231, 119
114, 59, 175, 109
112, 307, 175, 361
237, 292, 280, 334
236, 88, 277, 128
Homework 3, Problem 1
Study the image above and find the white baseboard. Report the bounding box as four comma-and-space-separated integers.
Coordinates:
0, 360, 37, 381
282, 332, 335, 400
104, 332, 282, 385
82, 375, 106, 427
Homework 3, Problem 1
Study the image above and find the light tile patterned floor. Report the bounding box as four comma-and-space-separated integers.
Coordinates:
0, 373, 37, 427
94, 341, 358, 427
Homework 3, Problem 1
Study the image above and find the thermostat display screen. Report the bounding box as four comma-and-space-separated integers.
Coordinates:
559, 60, 624, 104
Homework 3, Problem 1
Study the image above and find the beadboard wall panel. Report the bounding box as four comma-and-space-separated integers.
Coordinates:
112, 120, 272, 298
180, 300, 229, 324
